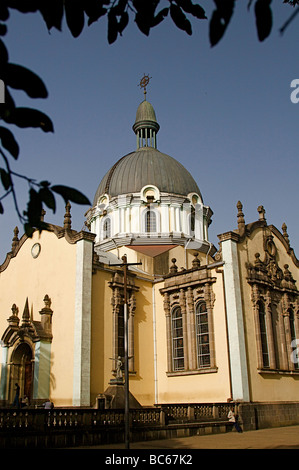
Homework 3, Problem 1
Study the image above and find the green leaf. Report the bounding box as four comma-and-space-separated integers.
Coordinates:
6, 1, 39, 13
3, 107, 54, 133
0, 4, 9, 22
23, 187, 43, 228
85, 0, 107, 26
151, 7, 169, 27
39, 0, 64, 31
51, 185, 91, 205
175, 0, 206, 19
133, 0, 159, 36
0, 23, 7, 36
4, 63, 48, 99
107, 9, 118, 43
0, 39, 8, 63
209, 0, 235, 46
0, 168, 12, 191
118, 11, 129, 34
0, 126, 19, 159
254, 0, 272, 41
64, 0, 85, 37
39, 186, 56, 212
170, 3, 192, 35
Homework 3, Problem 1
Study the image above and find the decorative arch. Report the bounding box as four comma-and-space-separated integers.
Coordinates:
0, 296, 53, 405
9, 342, 33, 404
101, 216, 112, 239
141, 207, 160, 233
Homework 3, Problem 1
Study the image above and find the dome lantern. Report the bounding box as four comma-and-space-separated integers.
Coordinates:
132, 75, 160, 149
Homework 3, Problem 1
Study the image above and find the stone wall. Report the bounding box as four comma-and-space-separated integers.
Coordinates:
238, 402, 299, 431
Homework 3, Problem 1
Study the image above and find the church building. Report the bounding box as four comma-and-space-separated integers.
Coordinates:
0, 85, 298, 412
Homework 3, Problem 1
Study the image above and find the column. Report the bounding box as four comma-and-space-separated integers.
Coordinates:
179, 289, 188, 370
265, 291, 276, 369
160, 204, 169, 233
163, 293, 172, 372
0, 346, 8, 401
221, 234, 250, 401
73, 236, 93, 406
186, 287, 197, 370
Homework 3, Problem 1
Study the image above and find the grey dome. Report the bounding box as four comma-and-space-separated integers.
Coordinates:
93, 98, 202, 205
93, 147, 201, 204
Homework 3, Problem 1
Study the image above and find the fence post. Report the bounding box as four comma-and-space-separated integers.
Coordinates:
212, 404, 219, 419
187, 405, 194, 421
160, 410, 166, 425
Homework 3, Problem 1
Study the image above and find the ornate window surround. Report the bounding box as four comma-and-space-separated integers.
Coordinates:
247, 235, 299, 374
160, 254, 217, 377
109, 271, 139, 375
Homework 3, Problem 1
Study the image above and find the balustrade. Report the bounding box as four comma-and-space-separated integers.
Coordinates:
0, 403, 233, 433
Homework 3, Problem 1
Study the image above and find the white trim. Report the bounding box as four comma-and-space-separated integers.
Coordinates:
222, 238, 250, 401
73, 238, 93, 406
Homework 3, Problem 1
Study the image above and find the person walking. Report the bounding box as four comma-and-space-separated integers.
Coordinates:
228, 407, 242, 433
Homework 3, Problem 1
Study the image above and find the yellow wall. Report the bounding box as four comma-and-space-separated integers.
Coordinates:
90, 267, 156, 406
0, 230, 77, 406
153, 267, 231, 404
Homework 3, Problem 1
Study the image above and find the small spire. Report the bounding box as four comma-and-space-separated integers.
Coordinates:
282, 222, 290, 247
192, 252, 201, 269
11, 226, 19, 252
64, 201, 72, 230
21, 298, 31, 327
257, 205, 266, 221
40, 209, 46, 222
236, 201, 245, 234
7, 303, 19, 327
169, 258, 178, 275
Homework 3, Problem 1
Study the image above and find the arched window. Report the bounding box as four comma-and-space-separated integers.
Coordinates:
259, 301, 269, 368
190, 206, 195, 236
289, 309, 299, 370
145, 209, 156, 232
171, 307, 184, 371
195, 302, 210, 368
102, 217, 111, 239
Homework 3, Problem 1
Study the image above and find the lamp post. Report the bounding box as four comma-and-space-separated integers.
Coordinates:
110, 254, 142, 449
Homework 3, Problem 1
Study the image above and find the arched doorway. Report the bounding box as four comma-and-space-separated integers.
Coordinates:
10, 343, 33, 403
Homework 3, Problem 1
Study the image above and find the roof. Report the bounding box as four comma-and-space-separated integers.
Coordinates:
93, 147, 201, 203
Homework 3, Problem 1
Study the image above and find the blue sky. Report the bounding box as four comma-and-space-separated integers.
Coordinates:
0, 1, 298, 263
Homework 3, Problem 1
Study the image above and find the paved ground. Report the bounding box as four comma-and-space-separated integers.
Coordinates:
74, 425, 299, 450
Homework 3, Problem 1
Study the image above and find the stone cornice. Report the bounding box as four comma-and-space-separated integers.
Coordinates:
0, 223, 96, 273
218, 221, 299, 268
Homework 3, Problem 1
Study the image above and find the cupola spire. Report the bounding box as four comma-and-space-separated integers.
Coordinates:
133, 75, 160, 149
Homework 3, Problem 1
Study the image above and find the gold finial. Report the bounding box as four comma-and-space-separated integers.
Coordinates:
138, 74, 151, 100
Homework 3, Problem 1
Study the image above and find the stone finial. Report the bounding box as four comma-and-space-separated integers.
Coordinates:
11, 226, 19, 252
40, 209, 46, 222
39, 294, 53, 336
169, 258, 178, 275
63, 201, 72, 230
7, 303, 19, 327
236, 201, 245, 234
192, 252, 201, 269
257, 205, 266, 221
21, 298, 31, 327
282, 223, 290, 247
254, 252, 263, 270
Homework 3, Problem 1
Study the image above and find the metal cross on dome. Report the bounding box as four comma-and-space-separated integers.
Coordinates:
139, 74, 151, 99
